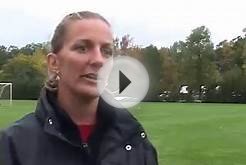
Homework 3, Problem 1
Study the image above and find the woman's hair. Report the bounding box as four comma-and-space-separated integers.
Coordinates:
45, 11, 110, 91
51, 11, 110, 54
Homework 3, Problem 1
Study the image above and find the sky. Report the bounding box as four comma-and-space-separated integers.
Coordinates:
0, 0, 245, 48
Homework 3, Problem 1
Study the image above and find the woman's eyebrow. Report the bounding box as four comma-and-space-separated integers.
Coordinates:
102, 43, 113, 48
73, 39, 92, 45
74, 39, 113, 46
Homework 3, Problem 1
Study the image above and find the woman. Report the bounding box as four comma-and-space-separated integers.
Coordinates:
0, 11, 158, 165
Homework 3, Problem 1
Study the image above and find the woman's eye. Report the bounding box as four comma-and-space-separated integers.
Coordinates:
76, 45, 88, 53
101, 47, 113, 58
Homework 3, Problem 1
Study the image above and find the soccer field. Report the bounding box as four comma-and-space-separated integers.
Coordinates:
1, 101, 246, 165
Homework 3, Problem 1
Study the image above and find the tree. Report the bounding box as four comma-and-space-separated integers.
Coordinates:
0, 46, 8, 70
175, 26, 221, 100
159, 48, 178, 90
113, 34, 134, 56
7, 45, 19, 56
215, 40, 235, 73
142, 45, 162, 101
217, 30, 246, 102
159, 47, 179, 101
19, 43, 49, 56
1, 50, 46, 99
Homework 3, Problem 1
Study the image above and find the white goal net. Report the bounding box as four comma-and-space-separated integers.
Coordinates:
0, 83, 12, 107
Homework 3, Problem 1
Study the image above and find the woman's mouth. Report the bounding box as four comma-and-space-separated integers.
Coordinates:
84, 73, 97, 80
81, 73, 100, 82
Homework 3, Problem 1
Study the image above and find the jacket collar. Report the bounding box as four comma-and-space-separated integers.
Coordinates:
35, 88, 143, 147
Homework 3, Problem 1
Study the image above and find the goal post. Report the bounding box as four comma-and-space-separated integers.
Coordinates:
0, 83, 13, 106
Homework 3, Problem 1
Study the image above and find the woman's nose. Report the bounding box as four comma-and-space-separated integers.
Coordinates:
89, 47, 105, 70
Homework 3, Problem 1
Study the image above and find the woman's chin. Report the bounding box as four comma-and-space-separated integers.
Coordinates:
76, 86, 100, 99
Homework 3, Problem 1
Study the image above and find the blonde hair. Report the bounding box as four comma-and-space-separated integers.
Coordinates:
51, 11, 110, 54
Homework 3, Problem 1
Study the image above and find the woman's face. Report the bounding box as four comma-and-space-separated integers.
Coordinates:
51, 19, 113, 98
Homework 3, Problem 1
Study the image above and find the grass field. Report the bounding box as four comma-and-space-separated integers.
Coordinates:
1, 101, 246, 165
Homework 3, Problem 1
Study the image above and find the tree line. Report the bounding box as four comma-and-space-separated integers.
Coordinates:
0, 26, 246, 102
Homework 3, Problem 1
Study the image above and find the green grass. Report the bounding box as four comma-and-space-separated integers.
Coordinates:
1, 101, 246, 165
0, 100, 36, 128
132, 103, 246, 165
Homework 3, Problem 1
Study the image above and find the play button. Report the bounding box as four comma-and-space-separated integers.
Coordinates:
119, 71, 131, 94
97, 56, 149, 108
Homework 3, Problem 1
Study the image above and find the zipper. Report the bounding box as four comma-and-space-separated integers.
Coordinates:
81, 141, 94, 164
81, 142, 90, 154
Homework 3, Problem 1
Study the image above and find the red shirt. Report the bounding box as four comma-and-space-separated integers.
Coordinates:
78, 125, 95, 143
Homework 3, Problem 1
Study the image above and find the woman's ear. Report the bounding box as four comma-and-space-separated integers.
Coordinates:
47, 53, 59, 72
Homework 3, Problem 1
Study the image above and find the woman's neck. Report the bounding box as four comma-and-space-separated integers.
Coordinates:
57, 88, 98, 126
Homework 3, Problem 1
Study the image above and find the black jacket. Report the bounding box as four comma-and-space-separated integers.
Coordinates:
0, 88, 158, 165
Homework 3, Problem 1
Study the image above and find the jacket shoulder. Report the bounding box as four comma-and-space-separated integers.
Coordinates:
0, 113, 43, 165
1, 113, 41, 138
